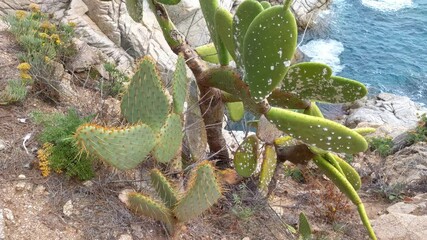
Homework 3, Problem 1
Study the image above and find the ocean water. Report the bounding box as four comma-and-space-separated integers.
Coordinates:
299, 0, 427, 104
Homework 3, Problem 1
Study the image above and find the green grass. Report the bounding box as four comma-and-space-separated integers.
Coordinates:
32, 109, 95, 180
406, 114, 427, 145
0, 79, 28, 105
369, 137, 393, 157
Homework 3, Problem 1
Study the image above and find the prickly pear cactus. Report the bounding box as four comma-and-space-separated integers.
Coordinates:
121, 161, 223, 235
75, 56, 189, 170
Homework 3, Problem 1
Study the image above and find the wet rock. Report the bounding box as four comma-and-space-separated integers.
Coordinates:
372, 193, 427, 240
291, 0, 332, 30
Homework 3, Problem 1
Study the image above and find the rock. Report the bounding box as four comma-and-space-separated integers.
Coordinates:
382, 142, 427, 192
63, 200, 74, 217
372, 193, 427, 240
0, 209, 4, 240
345, 93, 427, 139
82, 180, 93, 188
291, 0, 332, 30
65, 39, 104, 74
0, 139, 6, 151
15, 182, 26, 191
3, 208, 14, 223
18, 174, 25, 179
33, 185, 47, 196
118, 234, 133, 240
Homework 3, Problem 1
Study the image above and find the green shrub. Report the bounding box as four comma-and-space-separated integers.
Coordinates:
32, 109, 95, 180
0, 79, 28, 105
369, 137, 393, 157
284, 165, 305, 183
102, 62, 130, 97
5, 5, 75, 102
406, 114, 427, 144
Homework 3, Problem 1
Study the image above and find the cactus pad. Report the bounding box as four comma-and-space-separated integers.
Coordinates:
233, 0, 264, 67
125, 191, 175, 233
215, 7, 236, 60
226, 102, 245, 122
260, 1, 271, 9
282, 62, 367, 103
172, 55, 189, 114
304, 102, 324, 118
299, 212, 312, 239
174, 161, 222, 222
233, 135, 259, 177
243, 5, 297, 101
121, 57, 171, 131
331, 154, 361, 191
259, 144, 277, 193
152, 113, 183, 163
150, 169, 178, 208
155, 0, 181, 5
265, 107, 368, 154
75, 123, 156, 170
267, 89, 310, 109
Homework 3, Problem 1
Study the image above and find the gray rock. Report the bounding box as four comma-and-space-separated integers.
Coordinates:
382, 142, 427, 192
372, 193, 427, 240
0, 209, 4, 240
0, 139, 6, 151
291, 0, 332, 30
63, 200, 74, 217
346, 93, 427, 138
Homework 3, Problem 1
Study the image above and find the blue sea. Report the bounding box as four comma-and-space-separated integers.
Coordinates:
299, 0, 427, 104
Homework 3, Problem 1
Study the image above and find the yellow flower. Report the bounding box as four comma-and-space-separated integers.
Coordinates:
44, 56, 51, 63
40, 20, 53, 30
55, 39, 61, 45
38, 32, 49, 39
29, 3, 41, 13
15, 10, 27, 19
20, 72, 32, 80
50, 33, 59, 40
37, 142, 53, 177
68, 21, 77, 28
17, 62, 31, 71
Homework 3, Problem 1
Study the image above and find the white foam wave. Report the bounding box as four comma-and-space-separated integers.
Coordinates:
300, 39, 345, 73
361, 0, 413, 11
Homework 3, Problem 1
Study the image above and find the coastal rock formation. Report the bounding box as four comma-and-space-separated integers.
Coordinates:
372, 193, 427, 240
291, 0, 332, 30
345, 93, 427, 139
0, 0, 177, 75
382, 142, 427, 192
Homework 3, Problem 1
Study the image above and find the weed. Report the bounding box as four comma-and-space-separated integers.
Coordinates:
102, 62, 130, 97
5, 5, 76, 102
32, 109, 95, 180
406, 114, 427, 144
284, 164, 305, 183
230, 193, 255, 220
369, 137, 393, 157
0, 79, 28, 105
376, 183, 406, 203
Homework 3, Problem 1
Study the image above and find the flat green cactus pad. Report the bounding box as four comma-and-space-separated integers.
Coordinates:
121, 57, 171, 131
265, 107, 368, 154
215, 7, 236, 60
226, 102, 245, 121
126, 191, 175, 233
267, 89, 310, 109
331, 154, 361, 191
174, 161, 222, 222
243, 5, 297, 101
304, 102, 324, 118
260, 1, 271, 9
282, 62, 367, 103
172, 55, 189, 114
200, 0, 229, 65
195, 43, 233, 64
75, 123, 156, 170
152, 113, 183, 163
299, 212, 313, 239
150, 169, 178, 208
155, 0, 181, 5
259, 144, 277, 193
233, 135, 259, 177
233, 0, 264, 67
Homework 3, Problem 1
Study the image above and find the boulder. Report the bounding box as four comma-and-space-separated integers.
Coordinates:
291, 0, 332, 30
381, 142, 427, 192
345, 93, 427, 139
372, 193, 427, 240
